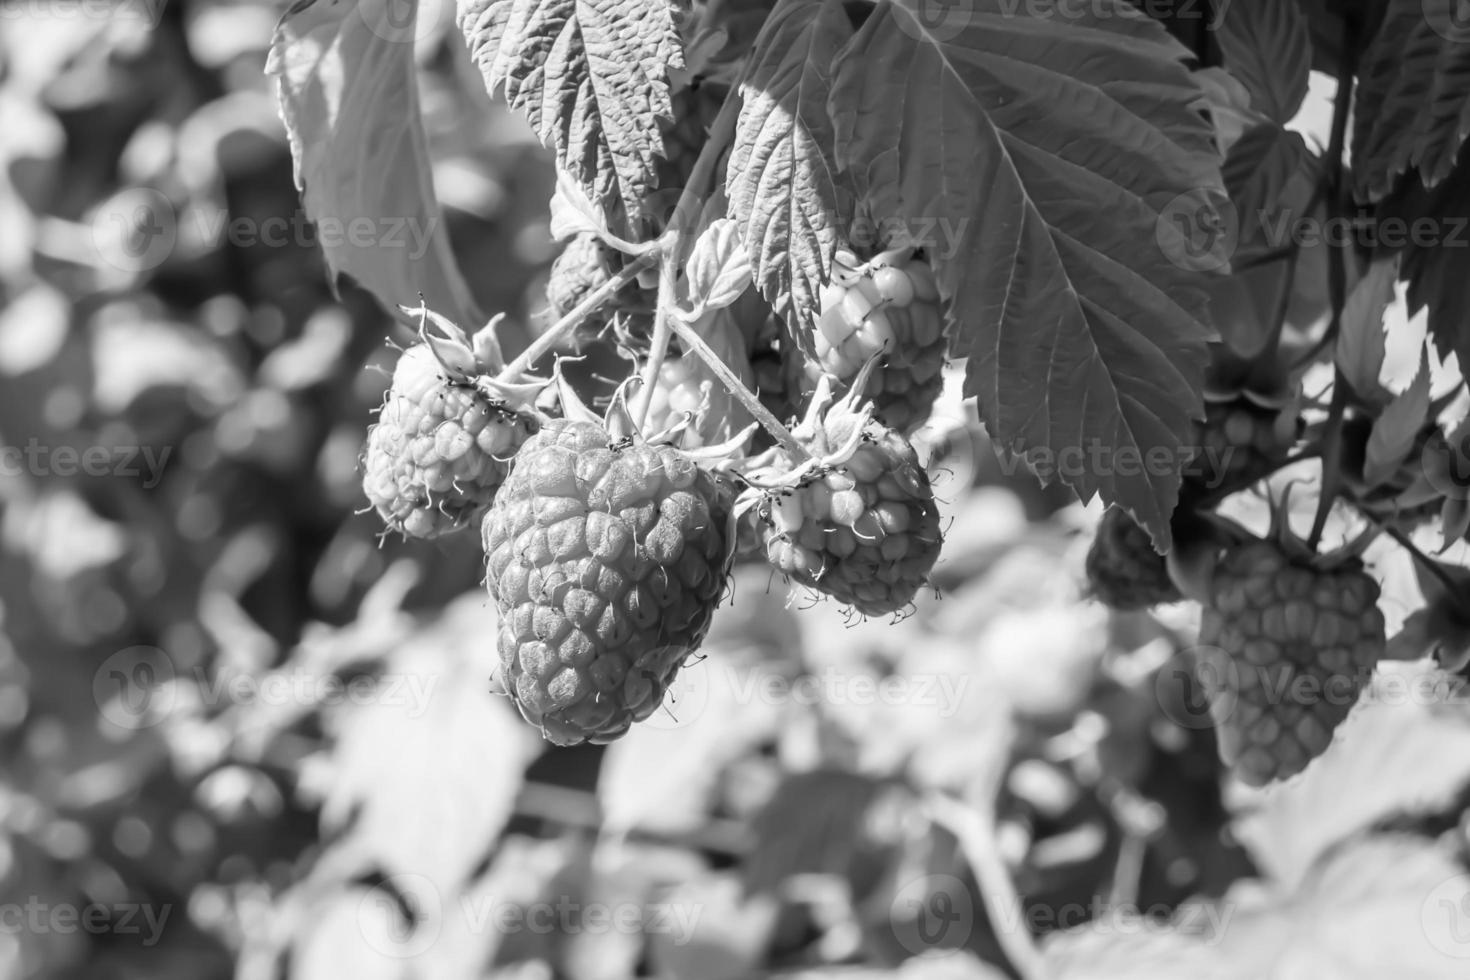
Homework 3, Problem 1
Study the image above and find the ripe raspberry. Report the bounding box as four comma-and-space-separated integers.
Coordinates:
1197, 539, 1385, 786
362, 323, 537, 539
746, 377, 942, 616
1084, 507, 1181, 610
789, 249, 947, 433
483, 419, 735, 744
1183, 395, 1299, 495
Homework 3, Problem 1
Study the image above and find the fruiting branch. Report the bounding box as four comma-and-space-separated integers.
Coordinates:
500, 248, 663, 382
669, 315, 804, 456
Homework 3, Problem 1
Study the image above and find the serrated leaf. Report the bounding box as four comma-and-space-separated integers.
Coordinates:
1231, 662, 1470, 890
1335, 255, 1398, 403
726, 0, 853, 345
268, 0, 480, 328
1224, 121, 1318, 266
1354, 0, 1470, 203
829, 0, 1224, 549
458, 0, 683, 236
685, 217, 752, 313
1216, 0, 1311, 125
1364, 349, 1431, 486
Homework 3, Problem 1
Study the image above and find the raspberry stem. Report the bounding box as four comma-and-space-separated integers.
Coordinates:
670, 314, 806, 457
499, 249, 662, 382
925, 719, 1045, 980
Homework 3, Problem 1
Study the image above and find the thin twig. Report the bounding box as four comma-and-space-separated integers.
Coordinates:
670, 315, 804, 454
1307, 23, 1359, 551
926, 718, 1045, 980
500, 249, 662, 381
634, 255, 678, 432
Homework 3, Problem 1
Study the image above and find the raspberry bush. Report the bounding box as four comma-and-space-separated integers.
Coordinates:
76, 0, 1460, 976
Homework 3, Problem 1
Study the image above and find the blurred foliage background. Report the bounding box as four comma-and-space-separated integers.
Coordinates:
2, 3, 1469, 980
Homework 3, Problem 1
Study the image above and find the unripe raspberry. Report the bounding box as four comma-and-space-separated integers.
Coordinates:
1183, 396, 1300, 494
789, 249, 947, 433
483, 419, 735, 744
745, 378, 942, 616
362, 337, 537, 539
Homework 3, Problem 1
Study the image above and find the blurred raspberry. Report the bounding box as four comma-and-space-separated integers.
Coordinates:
1198, 539, 1385, 786
1084, 507, 1182, 610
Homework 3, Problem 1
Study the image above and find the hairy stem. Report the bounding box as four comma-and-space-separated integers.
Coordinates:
500, 249, 662, 381
633, 254, 679, 432
670, 315, 804, 455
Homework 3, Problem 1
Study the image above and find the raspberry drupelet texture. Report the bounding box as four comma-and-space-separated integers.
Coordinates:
758, 421, 942, 617
1197, 540, 1385, 786
362, 344, 536, 538
789, 249, 947, 433
482, 419, 735, 745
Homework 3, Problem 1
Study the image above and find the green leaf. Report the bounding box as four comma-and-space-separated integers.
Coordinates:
1334, 254, 1397, 403
726, 0, 853, 343
1354, 0, 1470, 204
1373, 147, 1470, 378
829, 0, 1225, 549
1363, 349, 1430, 486
458, 0, 683, 235
1216, 0, 1311, 124
267, 0, 480, 328
1223, 121, 1318, 265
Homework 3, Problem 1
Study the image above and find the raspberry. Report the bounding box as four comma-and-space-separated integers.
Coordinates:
790, 248, 947, 433
1084, 507, 1181, 610
642, 310, 755, 450
362, 324, 537, 539
482, 419, 735, 744
1197, 538, 1385, 786
1183, 395, 1299, 495
545, 234, 655, 347
746, 377, 942, 616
